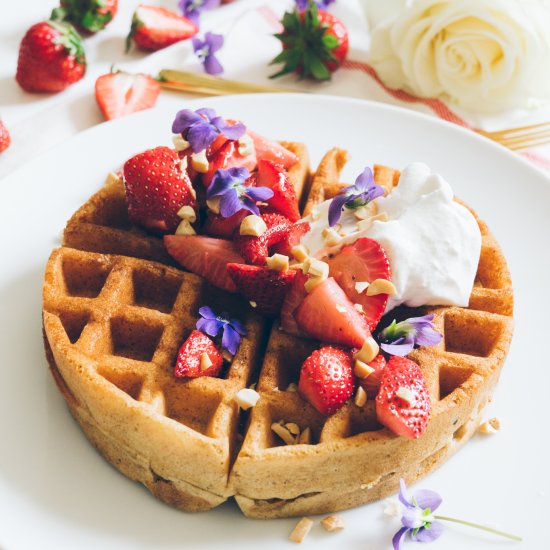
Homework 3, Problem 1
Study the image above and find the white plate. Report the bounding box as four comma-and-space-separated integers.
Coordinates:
1, 94, 548, 550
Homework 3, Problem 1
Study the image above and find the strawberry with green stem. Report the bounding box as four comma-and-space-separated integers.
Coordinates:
270, 0, 348, 81
52, 0, 118, 34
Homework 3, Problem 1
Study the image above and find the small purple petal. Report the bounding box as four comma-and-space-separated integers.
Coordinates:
196, 317, 222, 338
328, 194, 348, 227
204, 31, 224, 53
204, 54, 224, 75
172, 109, 203, 134
230, 318, 247, 336
402, 507, 426, 529
381, 341, 415, 357
195, 107, 217, 121
240, 196, 260, 215
246, 186, 274, 202
412, 522, 444, 543
227, 166, 250, 181
219, 190, 242, 218
415, 326, 443, 347
187, 122, 219, 153
198, 306, 217, 319
398, 479, 412, 507
392, 527, 409, 550
354, 166, 375, 192
222, 324, 240, 355
412, 489, 443, 512
215, 117, 246, 140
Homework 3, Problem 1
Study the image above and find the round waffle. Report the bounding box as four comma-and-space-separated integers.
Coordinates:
42, 144, 513, 518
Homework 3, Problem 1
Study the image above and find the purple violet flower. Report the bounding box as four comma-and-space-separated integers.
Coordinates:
328, 167, 384, 226
196, 306, 247, 356
172, 107, 246, 153
179, 0, 220, 24
206, 167, 274, 218
295, 0, 335, 11
378, 314, 442, 357
192, 32, 224, 75
392, 479, 444, 550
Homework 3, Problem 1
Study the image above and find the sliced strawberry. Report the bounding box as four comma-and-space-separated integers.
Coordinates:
0, 120, 10, 153
294, 277, 371, 348
234, 212, 291, 266
126, 4, 197, 52
280, 270, 308, 336
299, 346, 354, 415
358, 354, 386, 398
248, 129, 298, 170
164, 235, 243, 292
375, 356, 431, 439
123, 146, 197, 233
227, 263, 296, 316
203, 210, 248, 239
257, 160, 300, 222
327, 237, 391, 331
272, 221, 310, 257
95, 71, 160, 120
174, 330, 223, 378
202, 139, 257, 187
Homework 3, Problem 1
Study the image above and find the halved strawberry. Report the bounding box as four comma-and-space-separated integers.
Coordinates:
202, 139, 257, 187
294, 277, 371, 348
123, 146, 197, 233
164, 235, 243, 292
375, 356, 431, 439
358, 354, 386, 398
272, 221, 310, 257
174, 330, 223, 378
299, 346, 354, 415
227, 263, 296, 316
203, 210, 248, 239
0, 120, 10, 153
126, 4, 198, 52
234, 212, 291, 266
327, 237, 391, 331
257, 160, 300, 222
95, 71, 160, 120
248, 129, 298, 170
280, 270, 308, 336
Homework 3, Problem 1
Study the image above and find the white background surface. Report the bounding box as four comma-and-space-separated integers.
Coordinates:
0, 93, 549, 549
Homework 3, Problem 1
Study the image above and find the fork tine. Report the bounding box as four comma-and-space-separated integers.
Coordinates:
478, 121, 550, 140
497, 129, 550, 146
507, 138, 550, 151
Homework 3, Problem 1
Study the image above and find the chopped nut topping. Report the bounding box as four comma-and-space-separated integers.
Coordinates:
289, 262, 304, 271
354, 303, 364, 312
240, 214, 267, 236
172, 134, 190, 151
354, 386, 367, 407
266, 253, 290, 272
478, 417, 501, 435
179, 156, 189, 174
357, 212, 389, 231
289, 517, 314, 544
354, 281, 370, 294
298, 427, 311, 444
354, 337, 379, 364
310, 208, 321, 221
322, 227, 341, 246
271, 422, 296, 445
285, 422, 300, 435
335, 304, 346, 313
200, 352, 212, 371
286, 382, 298, 392
353, 202, 377, 220
191, 149, 209, 173
354, 359, 375, 379
175, 219, 196, 236
237, 133, 254, 156
367, 278, 397, 296
222, 349, 233, 362
235, 388, 260, 410
321, 514, 345, 532
291, 244, 309, 262
307, 258, 329, 279
177, 205, 196, 222
304, 276, 324, 293
249, 301, 257, 308
396, 386, 415, 406
206, 197, 221, 214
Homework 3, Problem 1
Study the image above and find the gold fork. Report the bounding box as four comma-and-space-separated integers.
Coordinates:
476, 122, 550, 151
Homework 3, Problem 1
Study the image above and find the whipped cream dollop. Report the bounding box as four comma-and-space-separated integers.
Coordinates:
300, 162, 482, 312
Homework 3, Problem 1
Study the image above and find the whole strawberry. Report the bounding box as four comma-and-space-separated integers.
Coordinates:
123, 146, 198, 234
0, 120, 11, 153
270, 0, 348, 81
52, 0, 118, 33
16, 21, 86, 93
299, 346, 354, 415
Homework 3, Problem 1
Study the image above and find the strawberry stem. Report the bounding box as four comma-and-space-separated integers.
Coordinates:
434, 516, 522, 541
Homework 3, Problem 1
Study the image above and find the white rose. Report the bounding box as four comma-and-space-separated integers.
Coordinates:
368, 0, 550, 112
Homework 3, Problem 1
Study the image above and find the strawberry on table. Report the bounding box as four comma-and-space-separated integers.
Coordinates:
257, 160, 300, 222
16, 20, 86, 93
123, 146, 197, 234
227, 263, 297, 316
0, 120, 10, 153
234, 212, 291, 266
299, 346, 354, 415
174, 330, 223, 378
95, 71, 160, 120
126, 4, 198, 52
294, 277, 372, 348
327, 237, 391, 331
270, 0, 349, 81
375, 356, 431, 439
52, 0, 118, 33
164, 235, 243, 292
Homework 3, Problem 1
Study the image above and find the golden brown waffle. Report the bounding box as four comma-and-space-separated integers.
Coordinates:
42, 144, 513, 519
